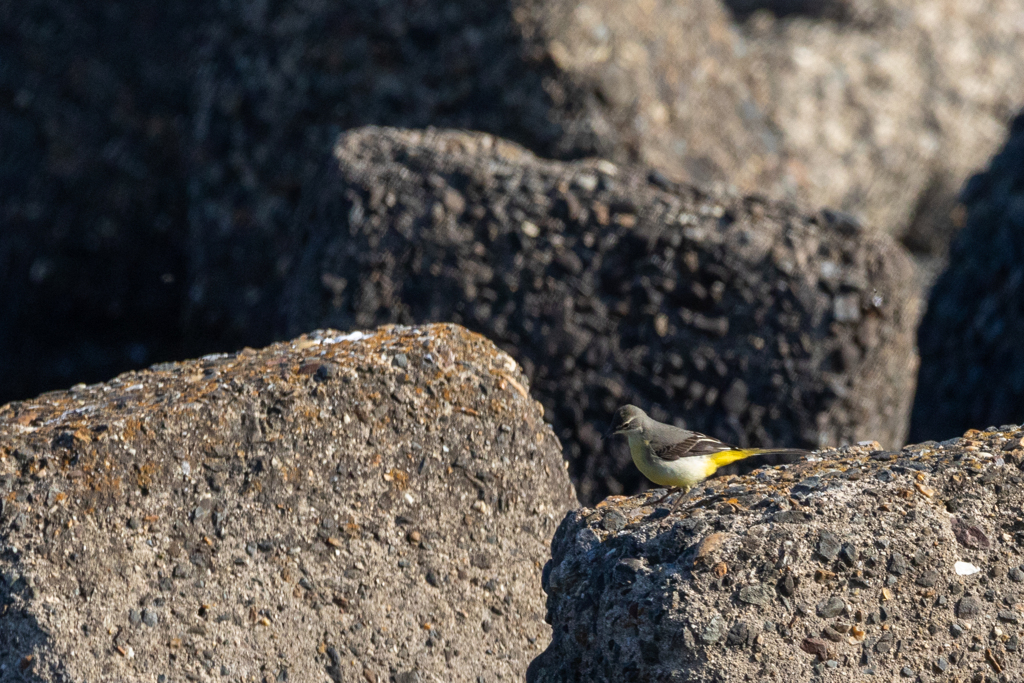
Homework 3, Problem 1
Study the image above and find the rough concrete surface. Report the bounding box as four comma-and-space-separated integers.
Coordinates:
530, 429, 1024, 682
0, 323, 577, 682
281, 127, 921, 505
911, 112, 1024, 444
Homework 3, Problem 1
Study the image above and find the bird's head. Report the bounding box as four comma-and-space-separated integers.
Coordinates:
611, 404, 648, 436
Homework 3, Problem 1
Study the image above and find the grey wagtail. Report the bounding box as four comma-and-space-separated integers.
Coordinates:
611, 405, 808, 513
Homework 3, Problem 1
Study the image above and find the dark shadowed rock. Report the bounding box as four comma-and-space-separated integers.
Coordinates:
0, 324, 576, 681
279, 127, 920, 503
0, 0, 194, 404
184, 0, 777, 350
529, 429, 1024, 682
912, 112, 1024, 443
4, 0, 1023, 405
187, 0, 1024, 347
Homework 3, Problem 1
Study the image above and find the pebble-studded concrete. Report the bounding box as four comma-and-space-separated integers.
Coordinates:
531, 429, 1024, 682
0, 324, 577, 682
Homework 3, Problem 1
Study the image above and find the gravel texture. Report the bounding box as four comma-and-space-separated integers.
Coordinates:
0, 323, 576, 682
912, 112, 1024, 444
279, 127, 921, 505
530, 428, 1024, 681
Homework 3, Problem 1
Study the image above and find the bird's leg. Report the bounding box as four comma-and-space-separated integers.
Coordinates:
647, 487, 679, 507
668, 486, 695, 514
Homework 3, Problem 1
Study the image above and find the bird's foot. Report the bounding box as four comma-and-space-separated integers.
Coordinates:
647, 487, 679, 507
668, 487, 695, 514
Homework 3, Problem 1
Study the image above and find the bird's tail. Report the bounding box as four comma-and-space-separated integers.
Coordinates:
710, 448, 809, 469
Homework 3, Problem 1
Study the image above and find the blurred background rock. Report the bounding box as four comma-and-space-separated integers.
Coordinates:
0, 1, 194, 400
912, 112, 1024, 443
2, 0, 1023, 497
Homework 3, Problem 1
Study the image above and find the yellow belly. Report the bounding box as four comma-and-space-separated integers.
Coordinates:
628, 435, 714, 489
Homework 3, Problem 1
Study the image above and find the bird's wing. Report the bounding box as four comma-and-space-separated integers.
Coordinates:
652, 432, 734, 461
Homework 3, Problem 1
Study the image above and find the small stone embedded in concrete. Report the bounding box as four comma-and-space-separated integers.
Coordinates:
602, 508, 627, 532
998, 610, 1019, 624
957, 596, 983, 619
955, 561, 981, 576
800, 637, 830, 659
574, 528, 601, 554
952, 518, 991, 549
613, 558, 644, 586
314, 361, 339, 380
725, 621, 755, 648
916, 570, 940, 587
821, 625, 844, 642
681, 627, 696, 652
470, 553, 493, 570
817, 531, 841, 562
888, 552, 909, 576
773, 510, 811, 524
701, 615, 725, 645
778, 573, 797, 597
833, 294, 861, 323
791, 476, 821, 498
738, 584, 773, 607
192, 502, 210, 524
817, 596, 846, 619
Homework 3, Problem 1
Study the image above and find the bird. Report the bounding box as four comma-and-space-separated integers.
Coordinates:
610, 404, 809, 513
